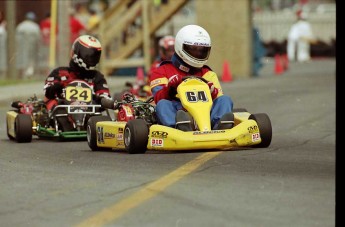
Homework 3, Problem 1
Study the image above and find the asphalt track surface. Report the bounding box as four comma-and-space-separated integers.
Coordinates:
0, 58, 336, 227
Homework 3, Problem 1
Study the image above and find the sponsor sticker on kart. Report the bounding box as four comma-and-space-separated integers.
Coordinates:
193, 130, 225, 135
104, 132, 115, 139
252, 133, 260, 142
123, 106, 133, 117
151, 131, 168, 138
116, 134, 123, 140
151, 138, 163, 147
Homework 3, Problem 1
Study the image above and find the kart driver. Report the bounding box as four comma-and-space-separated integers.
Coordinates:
43, 35, 111, 130
150, 24, 234, 131
147, 35, 175, 82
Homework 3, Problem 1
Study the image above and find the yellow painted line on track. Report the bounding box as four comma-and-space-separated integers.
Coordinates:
75, 151, 222, 227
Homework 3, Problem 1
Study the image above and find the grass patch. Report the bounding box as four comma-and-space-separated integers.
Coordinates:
0, 79, 41, 86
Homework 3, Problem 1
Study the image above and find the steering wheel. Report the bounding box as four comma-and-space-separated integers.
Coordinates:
181, 75, 209, 84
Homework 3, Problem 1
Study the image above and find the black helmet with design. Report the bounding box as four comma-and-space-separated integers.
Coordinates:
71, 35, 102, 71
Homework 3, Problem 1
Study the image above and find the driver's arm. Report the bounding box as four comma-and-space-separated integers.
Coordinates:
44, 68, 64, 99
202, 71, 224, 98
150, 65, 173, 103
93, 74, 111, 104
150, 77, 169, 104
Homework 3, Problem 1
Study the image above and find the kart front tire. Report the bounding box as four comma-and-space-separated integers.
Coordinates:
87, 116, 112, 151
15, 114, 33, 143
249, 113, 272, 148
124, 119, 149, 154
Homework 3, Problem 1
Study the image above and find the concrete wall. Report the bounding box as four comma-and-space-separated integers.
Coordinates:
196, 0, 252, 79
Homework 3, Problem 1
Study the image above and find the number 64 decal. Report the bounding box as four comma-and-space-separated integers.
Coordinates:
185, 91, 209, 102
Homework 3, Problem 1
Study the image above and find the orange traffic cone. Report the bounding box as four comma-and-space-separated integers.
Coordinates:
221, 60, 233, 82
274, 54, 284, 75
136, 67, 145, 83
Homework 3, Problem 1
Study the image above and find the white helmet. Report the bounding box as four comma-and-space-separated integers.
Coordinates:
174, 25, 211, 68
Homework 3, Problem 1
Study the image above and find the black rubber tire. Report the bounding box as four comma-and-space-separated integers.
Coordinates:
233, 108, 248, 112
249, 113, 272, 148
7, 115, 15, 140
15, 114, 33, 143
54, 108, 74, 132
124, 119, 149, 154
87, 115, 112, 151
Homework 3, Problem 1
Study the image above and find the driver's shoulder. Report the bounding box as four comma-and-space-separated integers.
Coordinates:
159, 60, 173, 67
202, 65, 212, 71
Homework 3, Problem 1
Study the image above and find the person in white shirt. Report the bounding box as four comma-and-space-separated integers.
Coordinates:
15, 12, 41, 78
287, 10, 316, 62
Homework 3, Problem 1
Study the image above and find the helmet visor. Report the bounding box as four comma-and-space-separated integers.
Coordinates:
183, 44, 211, 60
83, 48, 101, 67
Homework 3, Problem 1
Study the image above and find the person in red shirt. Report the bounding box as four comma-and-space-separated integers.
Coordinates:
70, 13, 87, 44
40, 11, 86, 45
150, 25, 234, 131
39, 12, 58, 74
147, 35, 175, 83
39, 13, 55, 46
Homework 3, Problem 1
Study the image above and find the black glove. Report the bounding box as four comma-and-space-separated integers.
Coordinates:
45, 83, 63, 99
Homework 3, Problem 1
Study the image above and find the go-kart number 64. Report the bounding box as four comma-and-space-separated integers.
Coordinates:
186, 91, 208, 102
65, 86, 92, 102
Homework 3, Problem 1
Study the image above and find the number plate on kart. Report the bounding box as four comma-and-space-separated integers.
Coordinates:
65, 86, 92, 102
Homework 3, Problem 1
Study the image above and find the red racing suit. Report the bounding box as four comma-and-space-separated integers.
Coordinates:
150, 59, 233, 128
44, 63, 110, 110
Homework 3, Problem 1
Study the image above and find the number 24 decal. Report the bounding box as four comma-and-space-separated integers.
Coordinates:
186, 91, 209, 102
65, 87, 92, 102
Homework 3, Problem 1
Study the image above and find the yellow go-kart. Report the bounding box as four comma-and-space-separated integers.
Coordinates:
87, 76, 272, 153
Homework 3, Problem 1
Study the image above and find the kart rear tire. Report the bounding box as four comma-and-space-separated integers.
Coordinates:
249, 113, 272, 148
87, 116, 112, 151
124, 119, 149, 154
15, 114, 33, 143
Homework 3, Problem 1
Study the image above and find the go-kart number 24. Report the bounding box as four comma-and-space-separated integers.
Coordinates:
65, 87, 92, 102
185, 91, 208, 102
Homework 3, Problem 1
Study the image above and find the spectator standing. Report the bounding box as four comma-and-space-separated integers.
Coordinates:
87, 9, 100, 31
287, 9, 316, 62
0, 10, 7, 77
70, 9, 87, 44
16, 12, 41, 78
252, 27, 266, 76
39, 12, 58, 75
74, 3, 90, 28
